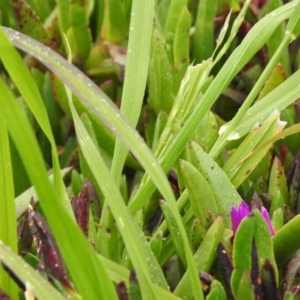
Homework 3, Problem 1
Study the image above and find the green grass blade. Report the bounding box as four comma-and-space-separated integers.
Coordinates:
0, 27, 69, 215
111, 0, 154, 184
223, 112, 285, 188
0, 242, 65, 300
224, 68, 300, 141
0, 120, 18, 299
68, 93, 164, 299
193, 0, 217, 62
0, 77, 117, 299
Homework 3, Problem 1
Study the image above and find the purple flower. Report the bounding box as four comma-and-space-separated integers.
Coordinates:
230, 201, 274, 236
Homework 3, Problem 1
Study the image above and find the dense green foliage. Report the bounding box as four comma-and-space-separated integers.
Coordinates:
1, 0, 300, 299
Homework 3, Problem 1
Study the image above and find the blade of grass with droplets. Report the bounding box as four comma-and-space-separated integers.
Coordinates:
111, 0, 154, 185
0, 77, 117, 299
0, 119, 18, 299
2, 26, 204, 297
128, 0, 299, 213
68, 92, 163, 299
0, 28, 69, 215
106, 0, 155, 258
0, 242, 66, 300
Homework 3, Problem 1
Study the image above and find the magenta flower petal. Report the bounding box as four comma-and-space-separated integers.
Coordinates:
230, 201, 250, 234
260, 206, 275, 236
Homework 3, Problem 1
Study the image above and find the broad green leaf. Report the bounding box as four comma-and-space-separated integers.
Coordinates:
253, 211, 278, 282
150, 230, 163, 258
148, 27, 174, 114
256, 64, 286, 101
56, 0, 70, 34
0, 242, 66, 300
190, 217, 204, 253
231, 212, 254, 296
193, 0, 217, 62
206, 280, 227, 300
172, 6, 190, 92
232, 209, 277, 296
236, 270, 255, 300
273, 214, 300, 265
174, 216, 224, 299
101, 0, 127, 43
271, 208, 284, 232
189, 141, 241, 227
0, 119, 18, 299
268, 156, 288, 208
67, 1, 92, 62
14, 0, 52, 46
164, 0, 186, 47
194, 111, 219, 153
179, 159, 218, 228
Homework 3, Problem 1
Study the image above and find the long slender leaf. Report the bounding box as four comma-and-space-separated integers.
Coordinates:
0, 28, 69, 215
0, 76, 116, 299
111, 0, 155, 184
0, 119, 18, 299
68, 91, 163, 299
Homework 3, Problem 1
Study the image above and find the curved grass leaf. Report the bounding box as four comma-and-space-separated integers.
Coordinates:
0, 28, 69, 215
0, 77, 117, 299
0, 119, 18, 299
68, 93, 164, 299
